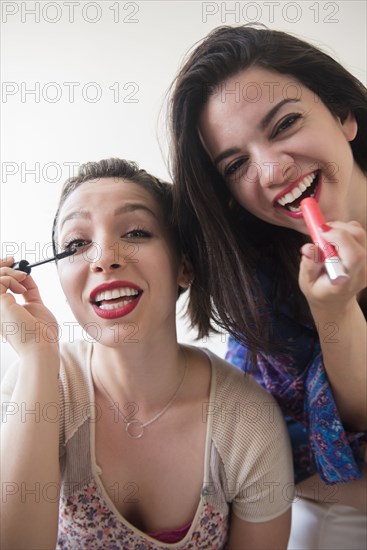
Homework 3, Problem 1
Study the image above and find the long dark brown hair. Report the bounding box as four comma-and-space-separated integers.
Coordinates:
168, 25, 367, 356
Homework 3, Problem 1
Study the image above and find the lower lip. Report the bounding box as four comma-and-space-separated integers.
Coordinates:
91, 294, 142, 319
274, 174, 322, 219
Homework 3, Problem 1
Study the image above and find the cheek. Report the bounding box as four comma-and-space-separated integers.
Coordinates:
229, 180, 259, 212
57, 261, 84, 302
58, 271, 75, 305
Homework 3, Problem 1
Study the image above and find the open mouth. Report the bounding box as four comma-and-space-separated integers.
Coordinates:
92, 287, 142, 310
275, 171, 320, 213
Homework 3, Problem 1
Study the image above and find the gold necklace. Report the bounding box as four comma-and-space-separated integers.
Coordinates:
94, 350, 187, 439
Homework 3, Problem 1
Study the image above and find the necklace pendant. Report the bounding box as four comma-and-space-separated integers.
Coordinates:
125, 419, 144, 439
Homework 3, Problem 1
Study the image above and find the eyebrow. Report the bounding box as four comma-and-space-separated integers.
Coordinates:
59, 202, 158, 231
213, 98, 300, 167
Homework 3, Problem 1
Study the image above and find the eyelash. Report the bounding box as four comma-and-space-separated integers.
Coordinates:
272, 113, 302, 137
124, 228, 152, 239
223, 113, 302, 178
224, 158, 248, 178
62, 238, 89, 252
62, 228, 152, 251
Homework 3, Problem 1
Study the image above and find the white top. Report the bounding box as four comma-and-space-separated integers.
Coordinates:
1, 340, 294, 548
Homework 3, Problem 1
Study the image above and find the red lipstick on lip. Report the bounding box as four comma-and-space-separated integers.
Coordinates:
273, 170, 317, 205
90, 280, 142, 320
91, 296, 142, 319
300, 197, 349, 283
90, 280, 142, 302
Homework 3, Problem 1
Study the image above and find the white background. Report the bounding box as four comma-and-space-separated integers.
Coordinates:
1, 0, 366, 373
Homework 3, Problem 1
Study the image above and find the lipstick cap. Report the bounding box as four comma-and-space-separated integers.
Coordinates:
324, 257, 349, 283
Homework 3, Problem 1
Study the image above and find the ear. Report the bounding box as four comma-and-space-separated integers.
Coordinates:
177, 254, 195, 290
340, 111, 358, 142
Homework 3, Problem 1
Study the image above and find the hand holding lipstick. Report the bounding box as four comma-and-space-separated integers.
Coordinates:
300, 198, 349, 284
299, 198, 366, 307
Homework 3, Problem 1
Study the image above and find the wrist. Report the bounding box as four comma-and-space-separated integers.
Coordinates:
18, 345, 60, 372
309, 295, 358, 320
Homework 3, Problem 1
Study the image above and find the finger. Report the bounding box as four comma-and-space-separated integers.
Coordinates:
0, 268, 28, 295
0, 276, 27, 295
326, 220, 362, 229
0, 266, 28, 281
300, 243, 323, 264
19, 274, 45, 304
319, 231, 365, 271
322, 221, 366, 244
299, 247, 325, 283
0, 257, 15, 267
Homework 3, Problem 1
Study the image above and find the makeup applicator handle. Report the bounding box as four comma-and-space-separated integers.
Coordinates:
11, 249, 77, 274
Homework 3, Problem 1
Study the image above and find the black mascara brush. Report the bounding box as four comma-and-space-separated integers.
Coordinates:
11, 248, 77, 274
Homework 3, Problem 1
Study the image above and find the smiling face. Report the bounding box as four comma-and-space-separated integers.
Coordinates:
199, 66, 362, 233
56, 178, 187, 347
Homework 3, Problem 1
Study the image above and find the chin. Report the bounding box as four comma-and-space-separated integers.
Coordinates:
98, 324, 141, 349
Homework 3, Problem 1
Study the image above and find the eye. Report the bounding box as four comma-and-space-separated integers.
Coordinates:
273, 113, 301, 137
124, 229, 152, 239
63, 239, 90, 251
223, 157, 249, 178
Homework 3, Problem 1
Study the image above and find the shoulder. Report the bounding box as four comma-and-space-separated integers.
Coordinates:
205, 347, 279, 410
58, 339, 93, 410
199, 347, 288, 448
59, 339, 92, 379
201, 348, 294, 521
58, 340, 94, 448
1, 358, 19, 422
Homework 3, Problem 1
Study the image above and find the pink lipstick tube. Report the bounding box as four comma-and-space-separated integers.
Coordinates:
300, 197, 349, 283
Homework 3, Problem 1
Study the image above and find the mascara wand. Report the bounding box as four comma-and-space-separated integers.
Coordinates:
11, 248, 77, 275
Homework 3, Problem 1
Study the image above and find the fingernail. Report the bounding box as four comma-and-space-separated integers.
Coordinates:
320, 223, 332, 232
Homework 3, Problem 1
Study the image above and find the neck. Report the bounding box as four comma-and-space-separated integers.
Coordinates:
347, 165, 367, 229
91, 338, 186, 416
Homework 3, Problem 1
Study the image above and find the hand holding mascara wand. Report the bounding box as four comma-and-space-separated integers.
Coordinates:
11, 248, 77, 274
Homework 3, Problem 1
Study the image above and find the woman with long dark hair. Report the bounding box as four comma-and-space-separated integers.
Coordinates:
169, 25, 367, 549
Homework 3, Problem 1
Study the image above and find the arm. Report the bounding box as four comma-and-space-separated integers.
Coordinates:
0, 258, 61, 549
299, 221, 367, 431
227, 509, 291, 550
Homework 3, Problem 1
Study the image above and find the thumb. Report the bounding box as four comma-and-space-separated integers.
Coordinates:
21, 274, 45, 305
299, 243, 324, 284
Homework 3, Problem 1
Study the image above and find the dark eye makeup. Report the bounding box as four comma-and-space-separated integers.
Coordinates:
222, 113, 302, 179
272, 113, 302, 137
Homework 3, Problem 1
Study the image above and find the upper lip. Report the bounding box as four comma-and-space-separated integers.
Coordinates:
89, 280, 142, 303
273, 171, 318, 207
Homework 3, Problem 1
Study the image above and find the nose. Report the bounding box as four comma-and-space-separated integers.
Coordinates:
252, 146, 295, 189
89, 240, 125, 273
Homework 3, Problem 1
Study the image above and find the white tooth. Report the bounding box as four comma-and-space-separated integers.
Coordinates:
299, 182, 307, 192
306, 176, 313, 186
100, 299, 130, 310
94, 287, 139, 303
291, 187, 302, 200
289, 205, 301, 212
284, 192, 294, 204
277, 171, 318, 207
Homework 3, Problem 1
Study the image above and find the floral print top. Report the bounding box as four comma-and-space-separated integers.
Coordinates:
225, 271, 367, 485
52, 341, 293, 549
